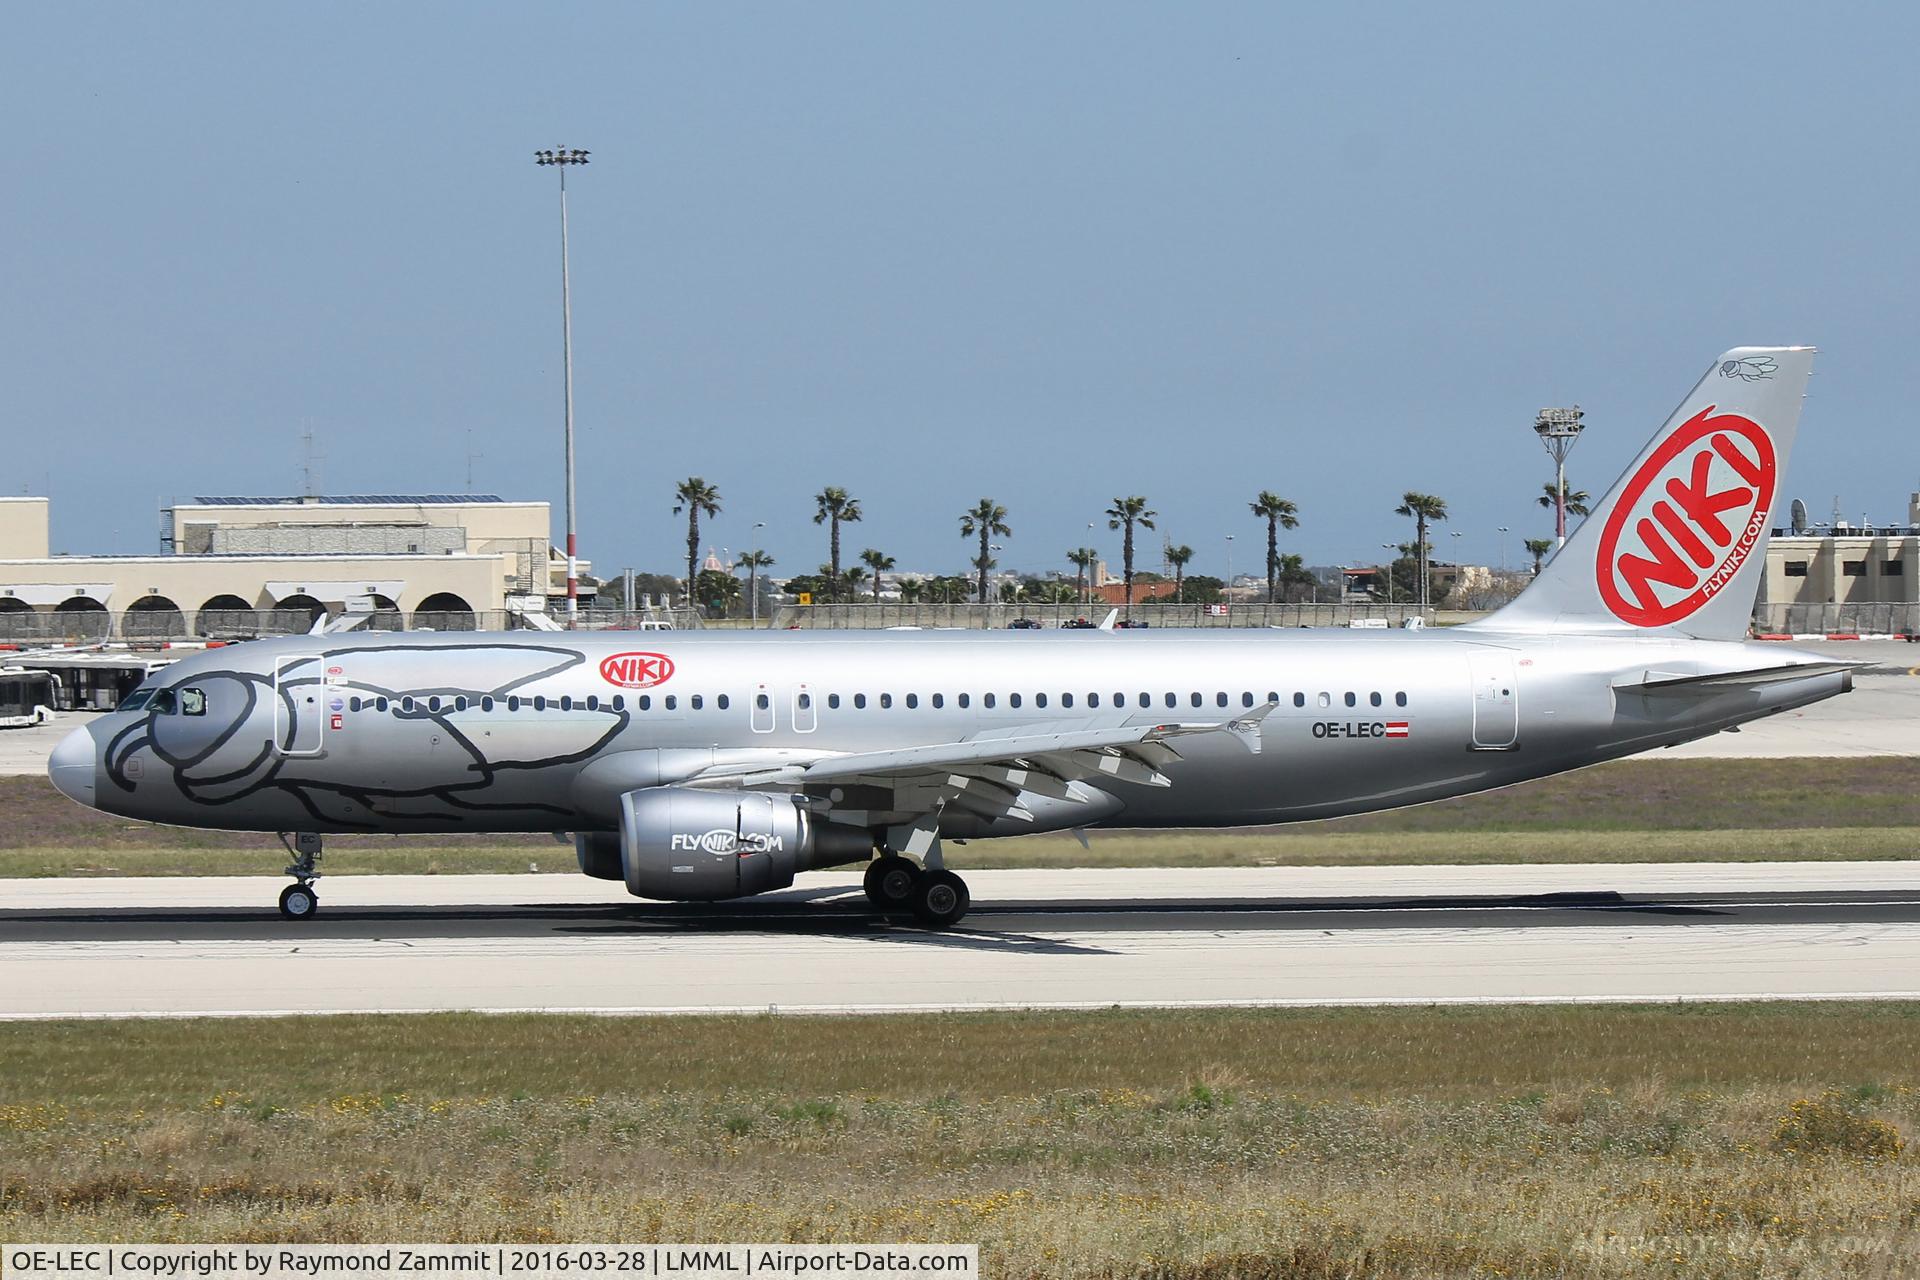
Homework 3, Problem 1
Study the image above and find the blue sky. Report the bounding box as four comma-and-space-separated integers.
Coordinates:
5, 2, 1917, 581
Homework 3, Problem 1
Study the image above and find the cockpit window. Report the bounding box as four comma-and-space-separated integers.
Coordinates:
149, 688, 177, 715
120, 689, 153, 712
180, 688, 207, 716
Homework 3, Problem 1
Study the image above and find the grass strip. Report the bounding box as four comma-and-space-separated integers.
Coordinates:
3, 1006, 1917, 1274
6, 757, 1920, 876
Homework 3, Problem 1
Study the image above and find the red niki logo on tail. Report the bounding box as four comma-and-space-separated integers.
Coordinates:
1595, 407, 1776, 627
599, 651, 675, 689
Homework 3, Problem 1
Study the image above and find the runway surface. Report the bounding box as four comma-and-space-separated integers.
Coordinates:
6, 865, 1920, 1018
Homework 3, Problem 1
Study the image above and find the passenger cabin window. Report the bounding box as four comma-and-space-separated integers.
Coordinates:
828, 694, 841, 709
664, 695, 677, 710
906, 693, 919, 709
482, 696, 496, 711
1344, 692, 1356, 707
1241, 693, 1254, 708
1395, 692, 1408, 707
1009, 693, 1022, 708
1317, 692, 1330, 708
1189, 693, 1202, 708
1035, 693, 1047, 708
984, 693, 996, 709
1061, 693, 1073, 708
180, 688, 207, 716
639, 695, 651, 711
611, 695, 624, 711
1088, 693, 1100, 708
690, 695, 703, 710
1137, 693, 1150, 708
1294, 693, 1305, 707
880, 693, 893, 709
1164, 693, 1177, 709
587, 695, 601, 711
1370, 692, 1382, 707
1216, 693, 1229, 708
854, 694, 867, 709
931, 693, 943, 709
958, 693, 971, 708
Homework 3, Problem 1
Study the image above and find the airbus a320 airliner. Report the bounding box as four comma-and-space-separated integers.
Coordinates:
49, 347, 1853, 926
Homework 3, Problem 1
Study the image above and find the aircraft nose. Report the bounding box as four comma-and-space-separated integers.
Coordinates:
48, 726, 98, 809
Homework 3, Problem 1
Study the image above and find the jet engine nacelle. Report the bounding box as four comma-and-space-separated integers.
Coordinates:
614, 787, 872, 900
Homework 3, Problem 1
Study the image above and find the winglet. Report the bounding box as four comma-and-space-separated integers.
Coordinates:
1097, 609, 1119, 631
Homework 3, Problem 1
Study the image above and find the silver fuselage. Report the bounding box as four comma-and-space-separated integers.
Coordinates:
56, 625, 1848, 839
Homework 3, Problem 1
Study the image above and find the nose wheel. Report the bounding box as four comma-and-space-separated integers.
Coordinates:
278, 881, 319, 920
277, 832, 324, 920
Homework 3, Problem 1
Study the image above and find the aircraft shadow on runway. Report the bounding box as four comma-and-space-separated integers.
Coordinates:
15, 886, 1919, 951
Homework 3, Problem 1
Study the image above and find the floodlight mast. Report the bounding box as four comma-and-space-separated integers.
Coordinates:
535, 147, 590, 626
1533, 405, 1585, 550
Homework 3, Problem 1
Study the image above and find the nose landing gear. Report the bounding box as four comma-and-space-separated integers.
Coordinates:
277, 832, 323, 920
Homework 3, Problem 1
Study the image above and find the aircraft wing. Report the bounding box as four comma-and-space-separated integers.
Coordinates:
689, 704, 1275, 822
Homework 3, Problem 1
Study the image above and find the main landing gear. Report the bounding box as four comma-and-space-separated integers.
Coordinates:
863, 851, 971, 929
277, 832, 323, 920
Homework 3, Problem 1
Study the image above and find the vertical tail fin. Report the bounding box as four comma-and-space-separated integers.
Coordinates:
1478, 346, 1814, 639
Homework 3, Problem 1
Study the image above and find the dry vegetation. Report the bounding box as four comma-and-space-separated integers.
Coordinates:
3, 1005, 1919, 1276
6, 757, 1920, 876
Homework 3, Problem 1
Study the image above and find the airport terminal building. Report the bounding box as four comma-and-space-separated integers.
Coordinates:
0, 494, 589, 640
1756, 494, 1920, 633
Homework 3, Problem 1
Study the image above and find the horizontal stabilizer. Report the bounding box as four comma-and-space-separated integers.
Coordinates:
1612, 660, 1862, 693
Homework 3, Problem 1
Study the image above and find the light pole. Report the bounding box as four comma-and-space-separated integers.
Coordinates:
1379, 544, 1396, 606
1224, 534, 1235, 589
1496, 525, 1509, 572
535, 146, 589, 626
748, 523, 766, 625
1534, 405, 1585, 551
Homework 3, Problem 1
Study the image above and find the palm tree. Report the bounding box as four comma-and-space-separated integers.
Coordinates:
1104, 496, 1157, 612
1166, 544, 1194, 603
671, 478, 722, 605
840, 565, 868, 601
1393, 492, 1448, 608
1066, 547, 1098, 607
969, 552, 996, 601
1536, 481, 1591, 518
898, 577, 924, 604
1248, 492, 1300, 604
959, 499, 1011, 606
859, 548, 895, 604
812, 487, 862, 598
734, 549, 775, 623
1524, 538, 1554, 577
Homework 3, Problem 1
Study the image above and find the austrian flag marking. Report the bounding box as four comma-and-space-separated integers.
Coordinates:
1385, 721, 1409, 739
599, 651, 675, 689
1595, 407, 1776, 628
